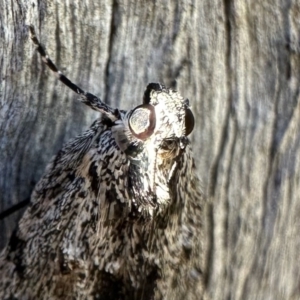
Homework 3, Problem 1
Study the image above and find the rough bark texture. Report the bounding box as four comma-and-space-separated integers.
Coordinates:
1, 0, 300, 299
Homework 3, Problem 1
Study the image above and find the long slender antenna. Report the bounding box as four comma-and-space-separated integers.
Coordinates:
29, 25, 119, 121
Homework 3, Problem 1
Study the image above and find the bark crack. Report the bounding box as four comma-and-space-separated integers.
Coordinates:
206, 0, 234, 294
104, 0, 118, 106
209, 0, 233, 197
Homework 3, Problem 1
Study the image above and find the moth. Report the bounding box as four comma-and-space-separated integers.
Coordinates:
0, 26, 204, 300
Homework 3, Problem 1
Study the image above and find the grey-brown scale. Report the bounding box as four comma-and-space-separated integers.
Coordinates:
0, 26, 204, 300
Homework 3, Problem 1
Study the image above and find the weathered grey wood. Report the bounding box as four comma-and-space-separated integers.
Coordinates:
1, 0, 300, 299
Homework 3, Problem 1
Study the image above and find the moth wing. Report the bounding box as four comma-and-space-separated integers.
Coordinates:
3, 119, 129, 291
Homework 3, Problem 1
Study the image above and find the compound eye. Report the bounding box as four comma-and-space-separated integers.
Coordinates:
129, 104, 156, 140
185, 108, 195, 136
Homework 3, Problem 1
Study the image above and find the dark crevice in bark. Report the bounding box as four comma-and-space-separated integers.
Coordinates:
69, 2, 77, 69
259, 3, 296, 257
104, 0, 118, 106
206, 0, 233, 293
224, 117, 238, 299
209, 0, 233, 197
171, 2, 181, 43
203, 202, 214, 290
284, 0, 292, 81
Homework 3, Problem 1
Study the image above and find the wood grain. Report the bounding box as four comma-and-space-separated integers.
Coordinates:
1, 0, 300, 299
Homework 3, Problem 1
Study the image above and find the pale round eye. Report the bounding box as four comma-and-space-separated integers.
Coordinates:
185, 108, 195, 136
129, 104, 156, 140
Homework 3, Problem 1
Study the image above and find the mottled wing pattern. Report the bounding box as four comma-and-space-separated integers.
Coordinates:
0, 27, 204, 300
0, 117, 130, 299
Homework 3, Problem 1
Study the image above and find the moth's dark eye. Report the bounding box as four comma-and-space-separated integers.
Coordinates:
129, 104, 156, 140
185, 108, 195, 136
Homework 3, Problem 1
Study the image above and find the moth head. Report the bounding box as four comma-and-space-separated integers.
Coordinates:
128, 83, 194, 146
125, 83, 195, 213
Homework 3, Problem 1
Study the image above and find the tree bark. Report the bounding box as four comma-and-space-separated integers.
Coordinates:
1, 0, 300, 299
